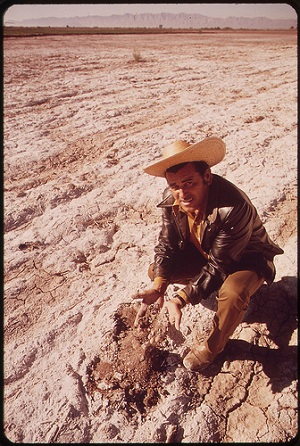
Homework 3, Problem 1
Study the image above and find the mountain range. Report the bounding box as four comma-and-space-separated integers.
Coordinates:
4, 12, 297, 29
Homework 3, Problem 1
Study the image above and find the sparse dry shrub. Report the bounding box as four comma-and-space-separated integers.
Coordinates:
133, 48, 144, 62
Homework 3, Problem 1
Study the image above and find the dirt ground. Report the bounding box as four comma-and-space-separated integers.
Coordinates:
3, 30, 298, 443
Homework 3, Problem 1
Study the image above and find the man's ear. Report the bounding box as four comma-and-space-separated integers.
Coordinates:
204, 168, 213, 185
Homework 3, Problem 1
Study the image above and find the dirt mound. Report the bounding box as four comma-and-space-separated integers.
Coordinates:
86, 304, 170, 419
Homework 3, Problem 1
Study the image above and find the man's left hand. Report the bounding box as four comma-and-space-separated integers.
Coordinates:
164, 297, 184, 330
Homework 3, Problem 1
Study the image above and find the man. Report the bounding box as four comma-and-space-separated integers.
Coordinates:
133, 137, 283, 371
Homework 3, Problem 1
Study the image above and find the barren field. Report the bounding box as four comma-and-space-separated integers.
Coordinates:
3, 31, 298, 443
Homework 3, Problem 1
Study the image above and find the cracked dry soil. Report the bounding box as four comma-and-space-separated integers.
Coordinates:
85, 274, 297, 443
4, 31, 297, 443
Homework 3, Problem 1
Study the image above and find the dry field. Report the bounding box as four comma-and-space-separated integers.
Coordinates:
3, 30, 297, 443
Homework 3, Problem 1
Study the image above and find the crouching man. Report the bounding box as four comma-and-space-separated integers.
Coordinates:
133, 137, 283, 371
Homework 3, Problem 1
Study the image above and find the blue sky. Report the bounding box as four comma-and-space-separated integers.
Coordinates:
3, 3, 298, 22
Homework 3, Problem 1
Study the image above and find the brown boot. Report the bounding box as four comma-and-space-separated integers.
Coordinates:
183, 342, 215, 371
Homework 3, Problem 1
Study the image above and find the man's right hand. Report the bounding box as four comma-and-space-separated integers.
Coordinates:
132, 288, 163, 305
132, 289, 164, 327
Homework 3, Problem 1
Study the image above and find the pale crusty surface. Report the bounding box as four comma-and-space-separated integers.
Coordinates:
4, 30, 297, 443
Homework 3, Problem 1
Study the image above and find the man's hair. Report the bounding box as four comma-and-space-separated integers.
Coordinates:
166, 161, 209, 177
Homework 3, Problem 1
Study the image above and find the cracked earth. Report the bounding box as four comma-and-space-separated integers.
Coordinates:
3, 30, 297, 442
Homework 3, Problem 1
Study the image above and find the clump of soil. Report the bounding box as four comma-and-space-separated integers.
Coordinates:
86, 303, 170, 419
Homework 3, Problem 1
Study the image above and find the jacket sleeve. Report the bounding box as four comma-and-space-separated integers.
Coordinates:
153, 206, 181, 281
183, 200, 255, 305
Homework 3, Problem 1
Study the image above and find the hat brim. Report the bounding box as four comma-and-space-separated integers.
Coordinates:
144, 136, 226, 177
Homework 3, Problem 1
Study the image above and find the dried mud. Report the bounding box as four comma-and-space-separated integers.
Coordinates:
3, 31, 298, 443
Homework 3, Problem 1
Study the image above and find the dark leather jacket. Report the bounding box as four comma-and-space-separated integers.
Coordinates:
154, 174, 284, 305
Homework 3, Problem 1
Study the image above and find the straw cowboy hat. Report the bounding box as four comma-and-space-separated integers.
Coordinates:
144, 136, 226, 177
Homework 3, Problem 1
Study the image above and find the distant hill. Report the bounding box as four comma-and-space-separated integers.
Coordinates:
4, 12, 297, 29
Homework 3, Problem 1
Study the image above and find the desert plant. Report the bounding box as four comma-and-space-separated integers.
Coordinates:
133, 48, 144, 62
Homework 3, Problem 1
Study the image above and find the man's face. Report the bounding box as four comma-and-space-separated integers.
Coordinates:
166, 163, 211, 215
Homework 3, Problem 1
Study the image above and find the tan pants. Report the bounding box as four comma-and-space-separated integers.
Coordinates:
205, 270, 264, 355
150, 244, 264, 355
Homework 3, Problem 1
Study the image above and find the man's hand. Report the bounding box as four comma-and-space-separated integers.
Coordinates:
164, 297, 184, 331
132, 288, 163, 305
132, 289, 164, 327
